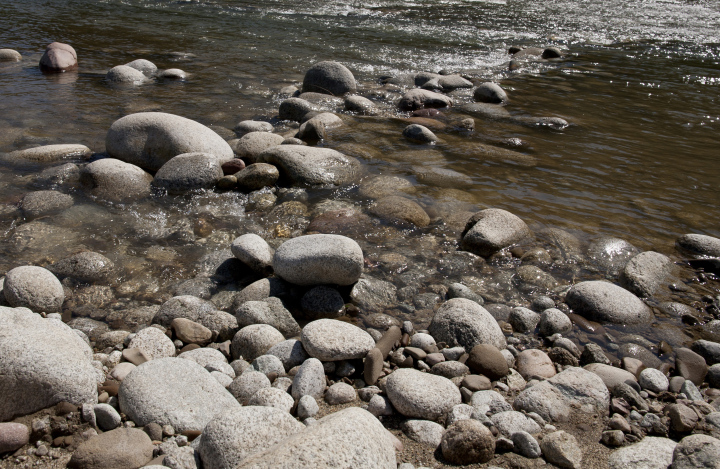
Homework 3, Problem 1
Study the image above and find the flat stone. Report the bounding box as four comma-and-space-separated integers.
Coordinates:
20, 190, 73, 218
48, 251, 115, 284
68, 428, 154, 469
516, 349, 556, 379
639, 368, 669, 393
3, 144, 91, 165
565, 281, 653, 325
470, 390, 512, 416
385, 368, 462, 421
301, 319, 375, 361
171, 318, 212, 346
154, 295, 238, 342
668, 403, 698, 432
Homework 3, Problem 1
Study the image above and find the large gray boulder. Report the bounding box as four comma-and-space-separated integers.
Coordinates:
0, 307, 97, 420
302, 61, 356, 96
608, 436, 676, 469
235, 407, 396, 468
152, 152, 223, 194
620, 251, 678, 298
273, 234, 363, 286
198, 406, 304, 469
118, 357, 240, 432
460, 208, 531, 257
80, 158, 153, 203
4, 265, 64, 313
565, 281, 653, 325
428, 298, 506, 350
513, 367, 609, 422
300, 319, 375, 361
386, 368, 462, 421
105, 112, 234, 172
256, 145, 360, 187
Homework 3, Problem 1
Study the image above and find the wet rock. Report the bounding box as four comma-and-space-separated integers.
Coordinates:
36, 162, 81, 188
538, 308, 572, 336
513, 367, 609, 422
234, 407, 396, 468
441, 419, 495, 465
278, 98, 317, 122
119, 357, 240, 432
412, 166, 473, 188
358, 175, 413, 199
257, 145, 360, 186
402, 124, 437, 143
153, 152, 223, 194
692, 340, 720, 366
428, 298, 506, 350
4, 265, 64, 313
0, 49, 22, 61
671, 434, 720, 469
159, 68, 186, 79
437, 74, 473, 91
39, 42, 77, 72
675, 347, 707, 385
106, 112, 234, 172
154, 295, 238, 342
48, 251, 115, 283
273, 234, 363, 286
460, 208, 531, 257
20, 190, 73, 218
325, 382, 356, 405
473, 83, 508, 104
125, 59, 157, 76
386, 368, 461, 421
0, 422, 29, 454
296, 116, 327, 142
676, 234, 720, 257
302, 61, 356, 96
620, 251, 677, 298
231, 132, 284, 164
231, 324, 285, 362
467, 344, 508, 380
235, 298, 301, 338
235, 120, 273, 136
301, 318, 374, 361
565, 281, 653, 325
403, 420, 444, 447
198, 406, 303, 469
106, 65, 147, 85
344, 95, 376, 114
619, 343, 661, 369
517, 349, 556, 379
509, 307, 540, 332
291, 358, 326, 400
398, 89, 453, 111
368, 196, 430, 227
541, 431, 582, 469
81, 158, 153, 202
608, 436, 676, 469
300, 286, 345, 319
587, 237, 638, 277
68, 428, 153, 469
3, 144, 92, 165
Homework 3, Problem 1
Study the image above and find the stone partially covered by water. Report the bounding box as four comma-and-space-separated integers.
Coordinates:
273, 234, 363, 286
565, 280, 653, 325
256, 145, 360, 187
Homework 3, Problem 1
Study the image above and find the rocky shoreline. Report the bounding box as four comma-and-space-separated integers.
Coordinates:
1, 44, 720, 469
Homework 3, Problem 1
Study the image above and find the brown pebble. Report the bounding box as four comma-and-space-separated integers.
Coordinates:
221, 159, 246, 175
98, 383, 119, 397
374, 326, 402, 359
55, 402, 77, 416
122, 347, 149, 366
182, 430, 202, 441
180, 343, 201, 354
401, 333, 410, 347
461, 374, 492, 391
363, 348, 384, 385
267, 372, 278, 383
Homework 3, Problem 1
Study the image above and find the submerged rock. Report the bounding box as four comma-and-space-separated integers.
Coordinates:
39, 42, 77, 72
106, 65, 147, 85
302, 61, 356, 96
473, 82, 508, 104
257, 145, 360, 187
676, 233, 720, 257
398, 89, 453, 111
80, 158, 153, 203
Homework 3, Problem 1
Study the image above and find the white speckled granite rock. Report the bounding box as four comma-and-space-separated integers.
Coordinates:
273, 234, 364, 286
301, 319, 375, 361
4, 266, 64, 313
291, 358, 326, 401
608, 436, 676, 469
127, 327, 175, 360
248, 387, 295, 413
386, 368, 461, 421
231, 324, 285, 361
403, 420, 444, 447
565, 281, 653, 325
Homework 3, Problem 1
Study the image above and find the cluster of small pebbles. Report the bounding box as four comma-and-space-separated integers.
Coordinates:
1, 43, 720, 469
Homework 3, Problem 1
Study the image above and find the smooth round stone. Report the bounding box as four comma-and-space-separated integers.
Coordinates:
344, 95, 376, 114
221, 159, 246, 175
584, 363, 637, 389
231, 324, 285, 362
278, 97, 317, 121
325, 382, 356, 405
106, 65, 147, 85
509, 307, 540, 333
3, 144, 91, 165
291, 358, 326, 401
441, 419, 495, 465
676, 234, 720, 257
302, 61, 356, 95
538, 308, 572, 336
565, 281, 653, 325
368, 196, 430, 228
398, 89, 453, 111
385, 368, 462, 421
4, 266, 64, 313
491, 411, 542, 436
403, 419, 445, 447
300, 286, 345, 319
513, 431, 541, 458
587, 237, 639, 276
402, 124, 437, 143
231, 234, 274, 275
638, 368, 669, 393
620, 251, 676, 298
431, 361, 469, 379
231, 132, 284, 163
297, 395, 319, 419
153, 152, 223, 194
251, 354, 285, 377
428, 298, 506, 351
81, 158, 153, 202
68, 428, 153, 469
467, 344, 509, 380
460, 208, 531, 257
473, 82, 508, 104
48, 251, 115, 283
119, 357, 241, 432
0, 423, 29, 453
300, 319, 375, 361
235, 120, 274, 135
273, 234, 363, 286
540, 431, 583, 469
229, 370, 271, 405
94, 403, 122, 431
159, 68, 186, 79
124, 59, 157, 75
516, 349, 556, 379
39, 42, 77, 72
235, 163, 280, 191
672, 434, 720, 469
248, 387, 295, 413
127, 327, 175, 360
197, 406, 304, 469
0, 49, 22, 61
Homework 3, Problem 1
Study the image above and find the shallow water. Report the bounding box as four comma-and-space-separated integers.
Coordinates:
0, 0, 719, 350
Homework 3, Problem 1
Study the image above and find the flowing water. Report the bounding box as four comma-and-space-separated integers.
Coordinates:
0, 0, 719, 349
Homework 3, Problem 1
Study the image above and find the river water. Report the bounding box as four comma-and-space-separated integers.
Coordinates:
0, 0, 719, 345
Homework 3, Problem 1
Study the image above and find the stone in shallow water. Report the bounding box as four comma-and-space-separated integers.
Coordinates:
152, 152, 223, 194
256, 145, 360, 186
106, 65, 147, 85
398, 89, 452, 111
302, 61, 356, 96
4, 265, 64, 313
565, 280, 653, 325
273, 234, 363, 286
81, 158, 153, 203
587, 237, 638, 277
460, 208, 531, 257
368, 196, 430, 228
676, 233, 720, 257
620, 251, 677, 298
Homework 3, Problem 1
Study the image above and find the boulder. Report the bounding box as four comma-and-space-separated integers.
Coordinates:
234, 407, 396, 468
105, 112, 234, 172
256, 145, 360, 186
39, 42, 77, 72
0, 307, 97, 420
273, 234, 363, 286
68, 428, 153, 469
152, 152, 223, 193
198, 406, 304, 469
300, 319, 375, 361
118, 357, 241, 432
565, 281, 653, 325
608, 436, 676, 469
460, 208, 531, 257
4, 265, 64, 313
385, 368, 462, 421
428, 298, 506, 351
80, 158, 153, 203
302, 61, 356, 96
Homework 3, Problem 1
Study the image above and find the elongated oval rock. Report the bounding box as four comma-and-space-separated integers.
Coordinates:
3, 144, 92, 165
386, 368, 462, 421
460, 208, 531, 257
106, 112, 234, 172
428, 298, 506, 350
301, 319, 375, 361
273, 234, 363, 286
676, 234, 720, 257
118, 357, 241, 432
565, 281, 653, 325
4, 265, 64, 313
256, 145, 360, 186
68, 428, 154, 469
